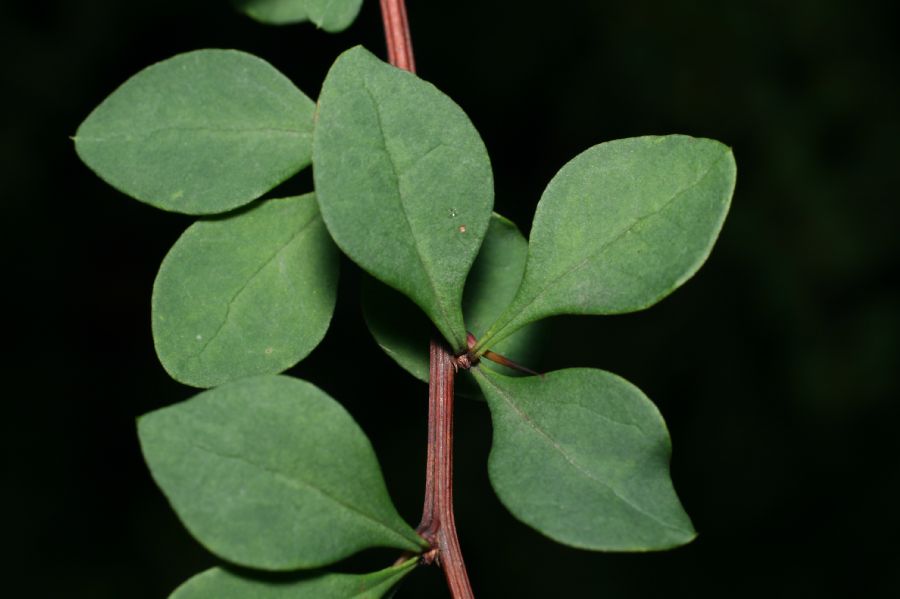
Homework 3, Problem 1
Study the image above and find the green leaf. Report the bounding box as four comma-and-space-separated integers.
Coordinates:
479, 135, 735, 349
152, 194, 338, 388
461, 213, 542, 366
74, 50, 314, 214
138, 375, 426, 570
473, 367, 695, 551
314, 46, 494, 349
361, 275, 432, 383
170, 560, 418, 599
233, 0, 364, 32
362, 214, 542, 385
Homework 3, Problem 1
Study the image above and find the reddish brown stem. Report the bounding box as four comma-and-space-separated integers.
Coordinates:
379, 0, 416, 73
377, 4, 472, 595
416, 341, 474, 598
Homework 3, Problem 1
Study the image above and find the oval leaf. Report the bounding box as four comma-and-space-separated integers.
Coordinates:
362, 214, 542, 386
138, 375, 426, 570
314, 46, 494, 349
152, 194, 338, 388
171, 560, 418, 599
234, 0, 364, 32
74, 50, 315, 214
473, 367, 695, 551
480, 135, 735, 349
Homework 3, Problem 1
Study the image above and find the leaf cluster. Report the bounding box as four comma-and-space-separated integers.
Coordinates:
74, 3, 736, 596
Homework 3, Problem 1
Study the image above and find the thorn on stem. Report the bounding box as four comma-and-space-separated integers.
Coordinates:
482, 350, 543, 377
465, 331, 542, 376
420, 547, 439, 566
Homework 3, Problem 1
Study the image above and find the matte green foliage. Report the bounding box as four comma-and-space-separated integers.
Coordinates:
170, 560, 418, 599
473, 367, 695, 551
363, 213, 542, 384
152, 194, 338, 388
74, 18, 737, 588
314, 46, 494, 349
479, 135, 736, 350
74, 50, 315, 214
234, 0, 364, 32
461, 214, 539, 359
138, 375, 426, 571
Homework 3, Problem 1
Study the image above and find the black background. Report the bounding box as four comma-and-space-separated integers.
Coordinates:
4, 0, 899, 596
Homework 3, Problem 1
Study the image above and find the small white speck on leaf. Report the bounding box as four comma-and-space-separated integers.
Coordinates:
195, 334, 203, 341
264, 347, 274, 355
459, 225, 467, 233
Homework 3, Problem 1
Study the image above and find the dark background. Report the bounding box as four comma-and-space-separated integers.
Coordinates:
4, 0, 898, 596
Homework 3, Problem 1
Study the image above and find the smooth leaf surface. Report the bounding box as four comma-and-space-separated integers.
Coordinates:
479, 135, 735, 349
314, 46, 494, 349
138, 375, 426, 570
170, 559, 418, 599
152, 194, 338, 388
473, 367, 695, 551
361, 275, 432, 383
234, 0, 364, 32
362, 214, 541, 384
74, 50, 314, 214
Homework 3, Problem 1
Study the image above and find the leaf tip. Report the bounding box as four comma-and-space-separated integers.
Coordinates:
665, 524, 698, 550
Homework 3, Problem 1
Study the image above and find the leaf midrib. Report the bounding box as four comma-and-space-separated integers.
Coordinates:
76, 125, 308, 144
493, 152, 727, 339
189, 211, 321, 362
361, 79, 458, 346
187, 439, 417, 550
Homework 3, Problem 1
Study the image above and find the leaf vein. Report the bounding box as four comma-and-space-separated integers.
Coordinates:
188, 440, 415, 548
191, 212, 321, 360
77, 125, 308, 143
361, 80, 458, 345
508, 153, 727, 326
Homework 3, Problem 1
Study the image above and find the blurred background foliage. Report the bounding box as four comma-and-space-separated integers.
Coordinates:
2, 0, 897, 596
